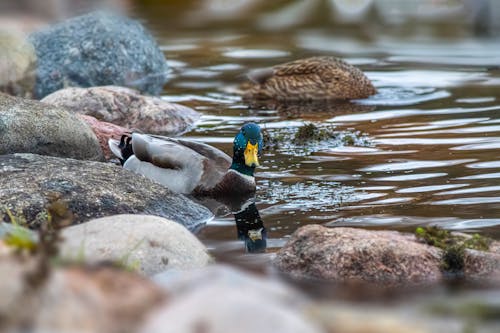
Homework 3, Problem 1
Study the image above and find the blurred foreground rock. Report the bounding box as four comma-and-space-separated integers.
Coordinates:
60, 215, 211, 276
0, 254, 166, 333
0, 92, 103, 160
143, 265, 323, 333
0, 154, 212, 231
0, 32, 36, 97
274, 225, 500, 287
28, 11, 168, 99
42, 86, 200, 135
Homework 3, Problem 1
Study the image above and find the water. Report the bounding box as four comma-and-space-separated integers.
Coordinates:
133, 0, 500, 290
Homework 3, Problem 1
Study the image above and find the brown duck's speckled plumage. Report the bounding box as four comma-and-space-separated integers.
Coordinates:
244, 56, 376, 101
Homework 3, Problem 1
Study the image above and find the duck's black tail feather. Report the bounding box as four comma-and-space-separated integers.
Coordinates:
108, 134, 134, 165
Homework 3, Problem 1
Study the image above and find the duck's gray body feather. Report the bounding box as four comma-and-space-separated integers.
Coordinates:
120, 133, 231, 194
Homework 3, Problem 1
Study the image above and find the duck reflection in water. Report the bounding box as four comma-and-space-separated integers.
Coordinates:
234, 200, 267, 253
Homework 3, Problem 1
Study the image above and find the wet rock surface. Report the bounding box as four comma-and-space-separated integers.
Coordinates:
0, 92, 103, 160
42, 86, 200, 135
274, 225, 500, 287
274, 225, 444, 286
0, 256, 166, 333
0, 31, 36, 97
0, 154, 212, 231
463, 243, 500, 284
28, 11, 168, 98
60, 215, 212, 276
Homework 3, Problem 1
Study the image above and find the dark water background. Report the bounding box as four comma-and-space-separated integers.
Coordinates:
131, 0, 500, 312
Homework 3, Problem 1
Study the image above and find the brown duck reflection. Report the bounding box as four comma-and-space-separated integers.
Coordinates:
247, 99, 376, 120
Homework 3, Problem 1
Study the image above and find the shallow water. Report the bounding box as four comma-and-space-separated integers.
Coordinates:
133, 1, 500, 292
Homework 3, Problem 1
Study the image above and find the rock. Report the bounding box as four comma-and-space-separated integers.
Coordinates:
78, 114, 130, 160
153, 264, 300, 302
28, 11, 168, 99
309, 303, 432, 333
0, 256, 166, 333
141, 265, 322, 333
0, 92, 104, 160
42, 86, 200, 135
274, 225, 443, 287
0, 31, 36, 97
0, 15, 48, 35
0, 154, 212, 231
463, 242, 500, 284
60, 215, 212, 276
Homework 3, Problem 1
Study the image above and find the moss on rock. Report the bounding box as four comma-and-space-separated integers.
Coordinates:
415, 226, 492, 273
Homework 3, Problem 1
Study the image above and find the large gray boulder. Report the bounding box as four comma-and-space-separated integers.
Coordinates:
28, 11, 168, 99
0, 92, 103, 160
60, 215, 212, 276
0, 154, 212, 231
42, 86, 200, 135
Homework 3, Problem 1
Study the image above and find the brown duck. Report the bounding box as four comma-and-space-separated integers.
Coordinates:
243, 56, 376, 101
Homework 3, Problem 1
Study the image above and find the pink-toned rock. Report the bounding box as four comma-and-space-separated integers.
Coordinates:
463, 241, 500, 284
275, 225, 500, 287
42, 86, 200, 135
78, 114, 129, 160
0, 255, 167, 333
274, 225, 444, 287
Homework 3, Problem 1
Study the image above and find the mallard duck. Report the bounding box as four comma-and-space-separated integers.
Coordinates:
108, 123, 263, 197
243, 56, 376, 101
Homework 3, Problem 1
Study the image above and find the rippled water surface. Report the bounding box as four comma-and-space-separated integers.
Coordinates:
131, 4, 500, 275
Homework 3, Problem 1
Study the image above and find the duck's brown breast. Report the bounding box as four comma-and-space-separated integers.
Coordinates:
193, 169, 256, 198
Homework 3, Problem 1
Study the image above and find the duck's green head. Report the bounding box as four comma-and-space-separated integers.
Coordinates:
230, 122, 263, 176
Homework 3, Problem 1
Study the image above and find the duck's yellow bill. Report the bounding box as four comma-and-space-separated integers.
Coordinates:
244, 142, 260, 167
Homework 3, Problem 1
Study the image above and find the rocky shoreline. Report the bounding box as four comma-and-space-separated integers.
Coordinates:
1, 9, 499, 333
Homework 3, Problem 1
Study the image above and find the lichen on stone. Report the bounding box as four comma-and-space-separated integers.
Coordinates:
415, 226, 492, 273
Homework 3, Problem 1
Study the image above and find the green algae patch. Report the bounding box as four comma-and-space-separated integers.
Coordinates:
262, 123, 372, 154
293, 123, 332, 143
415, 226, 492, 273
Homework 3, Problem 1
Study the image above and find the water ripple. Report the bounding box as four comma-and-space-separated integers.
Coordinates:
431, 197, 500, 205
397, 184, 468, 194
436, 185, 500, 196
372, 173, 447, 181
360, 159, 473, 172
